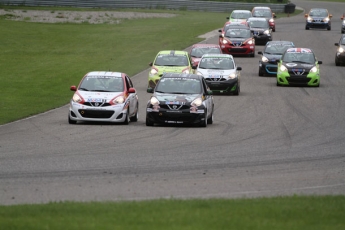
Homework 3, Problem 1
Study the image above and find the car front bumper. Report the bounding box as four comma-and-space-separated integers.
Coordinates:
277, 72, 320, 86
69, 101, 128, 123
221, 44, 255, 56
205, 78, 239, 94
335, 51, 345, 63
306, 21, 330, 29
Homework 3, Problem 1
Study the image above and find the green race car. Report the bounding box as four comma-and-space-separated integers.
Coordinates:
147, 50, 193, 92
277, 48, 322, 87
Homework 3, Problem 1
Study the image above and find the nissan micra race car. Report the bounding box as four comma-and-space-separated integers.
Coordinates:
147, 50, 192, 92
193, 54, 242, 95
146, 73, 214, 127
68, 71, 139, 124
277, 48, 322, 87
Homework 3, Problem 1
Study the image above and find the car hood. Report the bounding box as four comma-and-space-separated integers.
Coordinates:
264, 54, 282, 61
250, 28, 266, 32
155, 65, 189, 73
154, 93, 201, 103
228, 38, 246, 43
78, 91, 122, 102
197, 68, 236, 77
283, 62, 316, 70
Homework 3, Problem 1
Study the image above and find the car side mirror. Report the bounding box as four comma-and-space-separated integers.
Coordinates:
226, 17, 229, 19
258, 51, 263, 55
149, 62, 153, 66
304, 14, 308, 17
70, 86, 77, 91
128, 88, 136, 93
219, 35, 223, 38
237, 67, 242, 71
335, 43, 339, 46
329, 14, 332, 18
147, 88, 154, 93
318, 61, 322, 64
218, 29, 222, 33
341, 16, 344, 20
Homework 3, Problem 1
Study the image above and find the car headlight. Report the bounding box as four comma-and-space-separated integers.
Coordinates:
263, 30, 270, 35
246, 39, 254, 45
342, 20, 345, 25
191, 98, 203, 107
222, 39, 229, 45
307, 16, 312, 22
269, 18, 274, 23
72, 93, 82, 103
261, 56, 269, 62
150, 68, 158, 75
280, 65, 287, 72
228, 73, 237, 79
150, 96, 159, 105
323, 17, 330, 22
310, 66, 318, 73
338, 47, 344, 53
113, 96, 125, 104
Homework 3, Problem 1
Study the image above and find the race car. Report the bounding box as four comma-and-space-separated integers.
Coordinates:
305, 8, 332, 30
335, 34, 345, 66
218, 24, 255, 57
258, 41, 295, 76
277, 48, 322, 87
247, 17, 272, 45
189, 43, 222, 68
68, 71, 139, 124
252, 6, 276, 32
147, 50, 192, 92
227, 10, 252, 23
146, 73, 214, 127
193, 54, 242, 95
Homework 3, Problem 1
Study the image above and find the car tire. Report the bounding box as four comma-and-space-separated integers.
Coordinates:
130, 103, 139, 122
200, 110, 207, 127
327, 26, 331, 31
335, 57, 340, 66
146, 117, 154, 126
258, 69, 264, 76
250, 52, 255, 57
207, 106, 214, 125
123, 110, 130, 125
276, 81, 280, 86
306, 26, 309, 30
68, 115, 77, 124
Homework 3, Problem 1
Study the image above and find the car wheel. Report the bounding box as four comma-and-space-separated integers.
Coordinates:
327, 26, 331, 31
335, 57, 340, 66
276, 81, 280, 86
250, 52, 255, 57
342, 30, 344, 34
123, 110, 130, 125
146, 117, 154, 126
200, 110, 207, 127
272, 28, 275, 32
305, 26, 309, 30
130, 103, 139, 122
68, 116, 77, 124
207, 106, 214, 125
258, 69, 264, 76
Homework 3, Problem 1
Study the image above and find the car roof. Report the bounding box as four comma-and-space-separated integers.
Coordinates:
85, 71, 124, 78
247, 17, 268, 21
286, 48, 314, 53
231, 10, 251, 13
201, 54, 234, 59
157, 50, 188, 55
266, 41, 294, 45
252, 6, 271, 10
191, 43, 220, 48
161, 73, 203, 80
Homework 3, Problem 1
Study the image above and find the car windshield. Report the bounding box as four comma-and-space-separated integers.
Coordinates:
155, 78, 202, 94
225, 29, 251, 38
232, 12, 251, 19
79, 76, 124, 92
154, 54, 189, 66
248, 20, 268, 28
199, 57, 234, 70
282, 53, 316, 64
265, 44, 294, 55
309, 9, 328, 17
190, 47, 221, 58
341, 37, 345, 45
253, 10, 272, 18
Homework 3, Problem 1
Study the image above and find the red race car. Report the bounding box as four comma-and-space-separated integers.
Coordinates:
219, 24, 255, 57
189, 43, 222, 67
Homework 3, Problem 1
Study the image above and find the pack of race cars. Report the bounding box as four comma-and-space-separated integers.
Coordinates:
68, 6, 344, 127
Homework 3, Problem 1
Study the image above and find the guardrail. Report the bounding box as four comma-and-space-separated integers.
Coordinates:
0, 0, 286, 13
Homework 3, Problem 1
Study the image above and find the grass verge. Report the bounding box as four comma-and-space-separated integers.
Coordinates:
1, 196, 344, 229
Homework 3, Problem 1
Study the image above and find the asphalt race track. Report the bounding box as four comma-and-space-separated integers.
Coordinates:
1, 1, 344, 205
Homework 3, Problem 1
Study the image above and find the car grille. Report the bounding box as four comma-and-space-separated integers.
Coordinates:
205, 78, 227, 82
288, 68, 309, 77
153, 113, 198, 123
78, 109, 114, 118
159, 104, 190, 110
83, 102, 111, 107
229, 48, 248, 53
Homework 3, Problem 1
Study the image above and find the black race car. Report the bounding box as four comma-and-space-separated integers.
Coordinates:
258, 41, 295, 76
247, 17, 272, 45
335, 34, 345, 66
146, 73, 214, 127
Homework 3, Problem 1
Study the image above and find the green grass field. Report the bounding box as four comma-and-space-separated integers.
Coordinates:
1, 196, 345, 229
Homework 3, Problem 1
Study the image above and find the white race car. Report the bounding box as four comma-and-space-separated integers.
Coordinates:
68, 71, 139, 124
